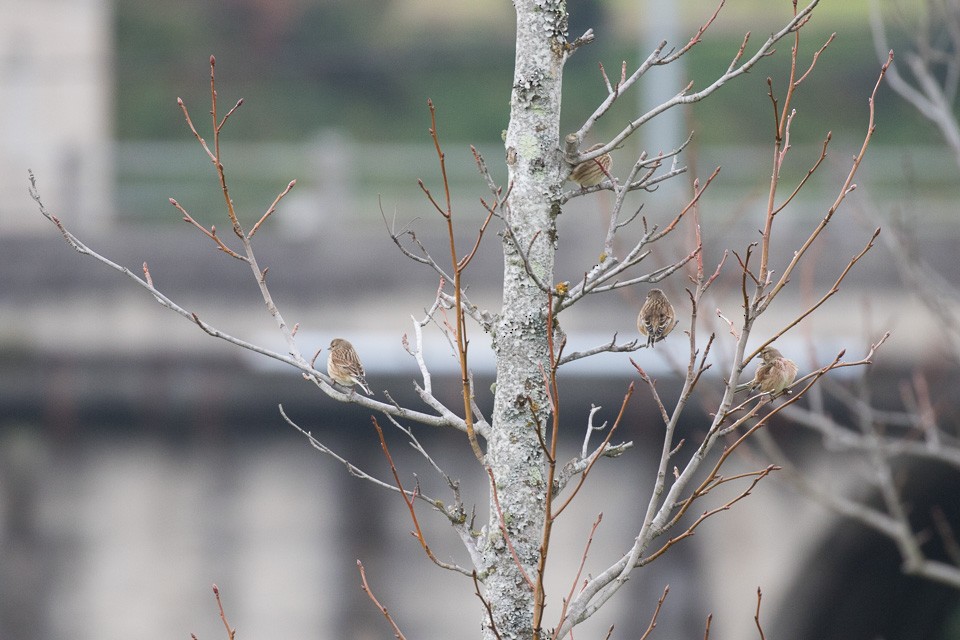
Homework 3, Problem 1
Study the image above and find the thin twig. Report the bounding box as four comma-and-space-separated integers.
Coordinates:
638, 585, 670, 640
372, 417, 471, 575
762, 51, 893, 309
572, 1, 822, 153
472, 571, 504, 640
249, 179, 296, 238
358, 561, 409, 640
640, 466, 777, 565
169, 198, 247, 260
754, 587, 766, 640
552, 514, 604, 640
212, 584, 236, 640
422, 99, 485, 462
552, 384, 634, 519
486, 466, 535, 591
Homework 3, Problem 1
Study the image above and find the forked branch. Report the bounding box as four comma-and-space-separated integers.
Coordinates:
418, 100, 491, 463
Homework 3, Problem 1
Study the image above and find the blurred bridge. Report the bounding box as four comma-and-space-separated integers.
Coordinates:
2, 139, 960, 640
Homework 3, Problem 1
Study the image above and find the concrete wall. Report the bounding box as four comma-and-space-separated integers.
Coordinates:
0, 0, 113, 234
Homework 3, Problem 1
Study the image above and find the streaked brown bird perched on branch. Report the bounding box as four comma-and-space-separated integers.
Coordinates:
637, 289, 677, 347
736, 346, 798, 397
327, 338, 373, 395
568, 143, 612, 188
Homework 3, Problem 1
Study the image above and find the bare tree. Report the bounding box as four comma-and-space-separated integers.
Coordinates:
870, 0, 960, 357
871, 0, 960, 168
753, 0, 960, 594
29, 1, 892, 638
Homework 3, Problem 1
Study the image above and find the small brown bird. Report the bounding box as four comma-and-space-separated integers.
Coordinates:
568, 143, 613, 188
736, 346, 798, 397
637, 289, 677, 347
327, 338, 373, 395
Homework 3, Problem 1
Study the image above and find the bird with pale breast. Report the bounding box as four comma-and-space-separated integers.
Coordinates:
736, 346, 798, 397
637, 288, 677, 348
568, 143, 613, 188
327, 338, 373, 395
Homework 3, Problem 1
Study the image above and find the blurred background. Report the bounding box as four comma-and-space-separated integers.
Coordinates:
2, 0, 960, 638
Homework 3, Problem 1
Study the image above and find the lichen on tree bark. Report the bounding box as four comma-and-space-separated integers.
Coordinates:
481, 2, 567, 639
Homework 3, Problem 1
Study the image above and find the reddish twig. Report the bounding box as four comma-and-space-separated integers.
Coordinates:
357, 560, 409, 640
173, 57, 309, 380
486, 466, 535, 591
762, 51, 893, 307
743, 227, 881, 366
249, 179, 296, 239
472, 571, 504, 640
654, 167, 720, 240
551, 513, 604, 640
526, 395, 551, 460
640, 466, 776, 565
142, 262, 153, 287
533, 290, 563, 637
794, 33, 836, 86
371, 417, 466, 573
169, 198, 246, 260
658, 0, 726, 64
420, 99, 485, 462
758, 14, 836, 281
176, 57, 244, 239
771, 133, 831, 217
212, 584, 236, 640
754, 587, 766, 640
552, 383, 634, 519
638, 585, 671, 640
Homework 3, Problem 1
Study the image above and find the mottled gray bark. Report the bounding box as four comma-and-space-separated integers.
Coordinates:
479, 2, 566, 640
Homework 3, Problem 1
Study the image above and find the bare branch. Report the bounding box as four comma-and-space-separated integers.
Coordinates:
762, 51, 893, 305
550, 513, 604, 640
638, 585, 670, 640
556, 334, 641, 366
212, 584, 236, 640
168, 197, 247, 260
756, 429, 960, 590
658, 0, 725, 64
372, 417, 473, 575
473, 571, 504, 640
552, 384, 633, 519
571, 1, 822, 152
870, 0, 960, 168
754, 587, 766, 640
420, 101, 491, 463
248, 179, 296, 239
358, 561, 410, 640
639, 466, 777, 566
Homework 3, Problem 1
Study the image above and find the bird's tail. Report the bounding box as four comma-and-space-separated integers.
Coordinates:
358, 378, 374, 396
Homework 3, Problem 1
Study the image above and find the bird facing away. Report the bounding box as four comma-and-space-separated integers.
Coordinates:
637, 289, 677, 348
327, 338, 373, 395
568, 143, 613, 188
736, 346, 798, 397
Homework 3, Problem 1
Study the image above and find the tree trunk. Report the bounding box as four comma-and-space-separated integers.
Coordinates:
481, 2, 566, 639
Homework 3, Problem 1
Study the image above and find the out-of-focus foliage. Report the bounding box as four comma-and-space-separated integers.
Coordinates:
115, 0, 935, 144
